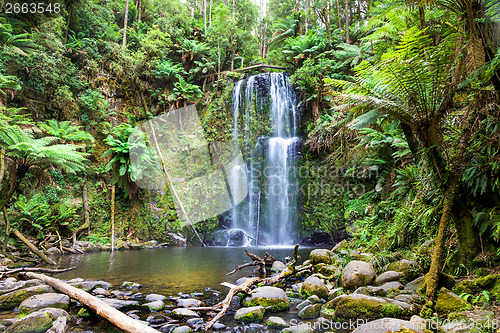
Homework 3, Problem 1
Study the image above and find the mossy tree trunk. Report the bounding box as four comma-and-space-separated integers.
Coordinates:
452, 194, 479, 268
422, 181, 456, 317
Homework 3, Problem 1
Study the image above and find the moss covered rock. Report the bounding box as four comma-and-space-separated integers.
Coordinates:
234, 306, 264, 322
266, 316, 289, 329
452, 274, 500, 301
0, 285, 52, 311
300, 276, 328, 300
387, 260, 420, 281
5, 308, 69, 333
19, 293, 70, 315
375, 271, 404, 286
297, 303, 322, 319
341, 261, 376, 290
242, 286, 290, 312
282, 323, 314, 333
333, 294, 411, 321
435, 289, 472, 317
309, 249, 334, 265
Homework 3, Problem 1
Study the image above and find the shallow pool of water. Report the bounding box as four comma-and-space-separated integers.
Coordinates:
54, 246, 311, 295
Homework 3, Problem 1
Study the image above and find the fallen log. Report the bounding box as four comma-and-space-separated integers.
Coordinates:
0, 266, 76, 280
20, 272, 160, 333
12, 229, 56, 265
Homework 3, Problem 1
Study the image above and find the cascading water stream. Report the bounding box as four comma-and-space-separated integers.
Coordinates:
227, 72, 299, 246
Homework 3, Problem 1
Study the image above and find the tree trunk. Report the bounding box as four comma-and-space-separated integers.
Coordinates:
233, 0, 236, 17
336, 0, 341, 31
312, 99, 319, 121
325, 3, 332, 45
2, 208, 10, 252
209, 0, 212, 27
452, 197, 479, 269
122, 0, 130, 47
418, 5, 426, 29
21, 272, 159, 333
82, 176, 90, 237
0, 149, 5, 188
12, 229, 56, 265
203, 0, 207, 31
422, 182, 456, 318
110, 185, 115, 252
345, 0, 350, 43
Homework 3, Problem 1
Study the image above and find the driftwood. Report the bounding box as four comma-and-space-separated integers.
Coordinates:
71, 222, 89, 250
204, 245, 301, 330
204, 277, 260, 330
20, 272, 160, 333
0, 266, 76, 280
227, 249, 278, 275
12, 229, 56, 265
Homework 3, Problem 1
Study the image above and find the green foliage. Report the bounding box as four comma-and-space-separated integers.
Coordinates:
151, 59, 187, 80
12, 194, 50, 231
38, 119, 94, 144
0, 121, 89, 175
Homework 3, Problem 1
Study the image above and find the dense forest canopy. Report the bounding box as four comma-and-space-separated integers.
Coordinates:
0, 0, 499, 316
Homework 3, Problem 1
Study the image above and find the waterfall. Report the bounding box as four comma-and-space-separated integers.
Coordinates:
227, 72, 299, 246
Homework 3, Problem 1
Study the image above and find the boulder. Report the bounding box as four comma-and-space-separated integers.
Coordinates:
435, 289, 472, 316
327, 294, 411, 321
445, 310, 496, 333
341, 261, 376, 290
69, 280, 112, 292
92, 288, 110, 296
318, 264, 340, 277
101, 298, 139, 310
242, 286, 289, 312
417, 240, 434, 257
282, 323, 313, 333
177, 298, 202, 308
297, 303, 322, 319
309, 249, 334, 265
5, 308, 69, 333
375, 271, 404, 286
46, 316, 67, 333
301, 230, 334, 247
271, 261, 286, 272
300, 276, 328, 300
234, 306, 264, 323
377, 281, 403, 295
19, 293, 70, 315
171, 308, 199, 319
405, 276, 425, 293
352, 318, 425, 333
452, 274, 500, 301
144, 301, 165, 311
266, 316, 289, 329
146, 294, 166, 302
331, 239, 348, 253
387, 260, 420, 280
172, 326, 192, 333
120, 281, 142, 289
186, 318, 203, 326
0, 285, 52, 310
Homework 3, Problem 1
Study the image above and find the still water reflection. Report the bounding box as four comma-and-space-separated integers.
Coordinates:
54, 247, 310, 295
